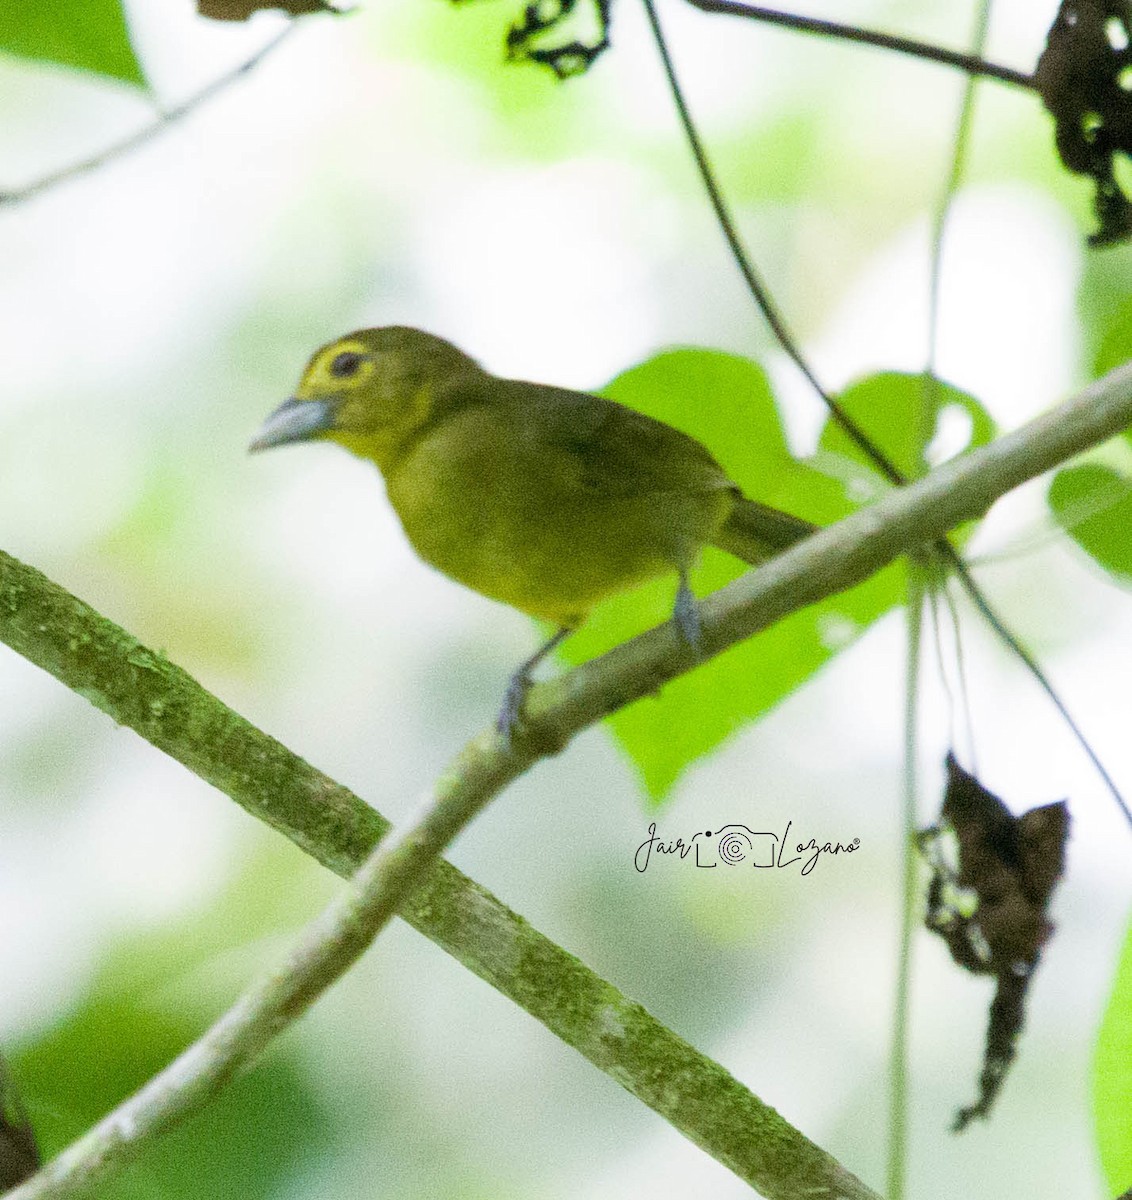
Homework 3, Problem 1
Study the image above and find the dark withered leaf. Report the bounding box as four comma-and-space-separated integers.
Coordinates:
198, 0, 338, 19
919, 754, 1070, 1130
506, 0, 612, 78
1034, 0, 1132, 246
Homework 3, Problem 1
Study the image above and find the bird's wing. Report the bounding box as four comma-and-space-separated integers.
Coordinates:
494, 379, 733, 499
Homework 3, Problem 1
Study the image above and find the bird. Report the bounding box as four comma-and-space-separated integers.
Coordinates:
250, 326, 815, 739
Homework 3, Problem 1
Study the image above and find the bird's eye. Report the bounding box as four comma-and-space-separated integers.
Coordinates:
329, 351, 364, 378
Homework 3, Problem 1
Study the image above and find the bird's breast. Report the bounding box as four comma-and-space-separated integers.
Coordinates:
382, 407, 713, 624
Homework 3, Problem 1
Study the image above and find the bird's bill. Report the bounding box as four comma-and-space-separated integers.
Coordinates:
248, 397, 335, 453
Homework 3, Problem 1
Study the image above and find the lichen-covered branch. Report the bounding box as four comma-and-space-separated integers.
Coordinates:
0, 553, 879, 1200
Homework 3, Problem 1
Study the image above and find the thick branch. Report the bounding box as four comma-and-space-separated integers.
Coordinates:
3, 359, 1132, 1197
0, 656, 881, 1195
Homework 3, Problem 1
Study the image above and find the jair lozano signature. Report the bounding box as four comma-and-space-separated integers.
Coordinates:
633, 821, 860, 876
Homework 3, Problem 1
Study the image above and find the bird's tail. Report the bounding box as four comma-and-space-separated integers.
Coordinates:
711, 495, 816, 565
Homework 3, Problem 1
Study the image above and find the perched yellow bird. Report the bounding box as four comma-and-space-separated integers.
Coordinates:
250, 327, 814, 737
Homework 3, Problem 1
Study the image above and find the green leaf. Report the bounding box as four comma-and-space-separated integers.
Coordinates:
13, 960, 332, 1199
1088, 300, 1132, 459
1092, 297, 1132, 379
1049, 463, 1132, 584
0, 0, 145, 87
817, 371, 996, 486
1093, 909, 1132, 1194
556, 350, 909, 800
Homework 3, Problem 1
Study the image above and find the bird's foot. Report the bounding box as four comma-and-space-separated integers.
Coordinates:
673, 575, 702, 653
496, 668, 533, 746
496, 627, 573, 748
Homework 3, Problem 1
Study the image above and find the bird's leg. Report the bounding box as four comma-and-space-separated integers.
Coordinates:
498, 626, 572, 743
672, 571, 702, 651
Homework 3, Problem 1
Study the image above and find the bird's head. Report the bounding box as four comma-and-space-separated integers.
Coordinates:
249, 326, 484, 469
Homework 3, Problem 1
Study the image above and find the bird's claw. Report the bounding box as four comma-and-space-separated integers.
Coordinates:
673, 576, 702, 652
496, 669, 532, 746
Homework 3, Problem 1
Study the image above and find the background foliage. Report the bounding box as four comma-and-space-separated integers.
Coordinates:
1, 0, 1131, 1196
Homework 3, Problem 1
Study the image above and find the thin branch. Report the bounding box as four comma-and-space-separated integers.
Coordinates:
926, 1, 992, 380
641, 0, 920, 494
921, 0, 991, 767
888, 564, 924, 1200
646, 0, 1005, 500
641, 0, 828, 401
948, 556, 1132, 825
4, 358, 1132, 1199
0, 25, 295, 207
885, 12, 992, 1191
909, 0, 1130, 826
641, 0, 907, 487
681, 0, 1034, 90
929, 0, 1128, 820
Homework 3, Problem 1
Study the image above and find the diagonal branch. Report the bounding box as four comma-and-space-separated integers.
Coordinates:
0, 576, 872, 1192
3, 358, 1132, 1197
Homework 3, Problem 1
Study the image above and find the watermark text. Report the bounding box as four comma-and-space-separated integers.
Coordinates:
633, 821, 860, 876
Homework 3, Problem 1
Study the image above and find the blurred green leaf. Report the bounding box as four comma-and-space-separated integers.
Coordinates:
555, 350, 907, 800
374, 0, 580, 159
1092, 298, 1132, 379
0, 0, 144, 86
1049, 463, 1132, 584
14, 975, 331, 1199
1093, 908, 1132, 1194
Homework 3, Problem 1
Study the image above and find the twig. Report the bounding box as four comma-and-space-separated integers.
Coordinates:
888, 563, 925, 1200
948, 555, 1132, 825
681, 0, 1034, 89
0, 25, 295, 207
923, 0, 986, 775
4, 357, 1132, 1199
641, 0, 918, 496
